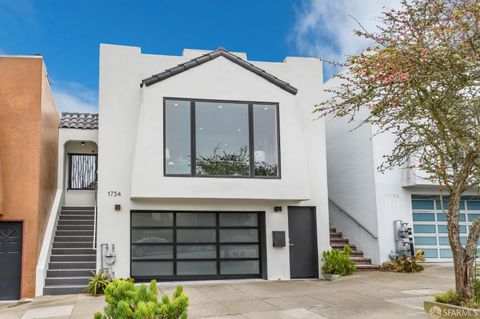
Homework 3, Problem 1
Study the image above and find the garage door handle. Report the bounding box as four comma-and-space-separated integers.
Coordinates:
289, 243, 294, 247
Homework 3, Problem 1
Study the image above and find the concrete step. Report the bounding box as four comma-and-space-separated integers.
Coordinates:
50, 254, 96, 262
49, 261, 96, 269
329, 232, 343, 238
52, 248, 96, 255
43, 285, 86, 295
47, 269, 93, 277
350, 250, 364, 257
54, 236, 93, 242
45, 277, 90, 286
330, 237, 349, 243
350, 257, 372, 264
331, 243, 356, 250
58, 220, 94, 226
59, 215, 94, 220
56, 230, 93, 236
356, 264, 380, 271
62, 206, 95, 211
57, 225, 94, 231
53, 241, 93, 248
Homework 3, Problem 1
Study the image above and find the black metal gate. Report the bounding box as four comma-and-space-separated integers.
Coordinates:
68, 154, 97, 190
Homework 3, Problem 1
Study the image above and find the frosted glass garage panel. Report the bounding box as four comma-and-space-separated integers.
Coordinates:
220, 229, 258, 242
413, 225, 436, 233
412, 213, 435, 222
132, 261, 173, 276
177, 261, 216, 275
220, 245, 259, 259
177, 229, 216, 243
132, 229, 173, 243
414, 237, 436, 245
220, 260, 260, 274
177, 213, 215, 227
219, 213, 257, 226
131, 245, 173, 259
177, 245, 217, 259
412, 200, 434, 210
132, 213, 173, 227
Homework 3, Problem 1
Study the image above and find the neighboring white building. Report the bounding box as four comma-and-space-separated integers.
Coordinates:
324, 72, 480, 264
94, 44, 331, 281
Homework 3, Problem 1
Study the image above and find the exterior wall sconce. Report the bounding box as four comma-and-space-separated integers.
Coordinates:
274, 206, 282, 212
115, 204, 121, 211
81, 141, 86, 146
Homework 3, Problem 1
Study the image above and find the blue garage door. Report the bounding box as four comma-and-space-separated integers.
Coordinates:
412, 196, 480, 261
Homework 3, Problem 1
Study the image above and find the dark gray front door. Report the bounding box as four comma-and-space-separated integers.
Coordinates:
0, 222, 22, 300
288, 207, 318, 278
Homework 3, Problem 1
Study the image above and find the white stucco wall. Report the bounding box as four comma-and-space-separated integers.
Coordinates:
97, 44, 329, 280
324, 75, 380, 263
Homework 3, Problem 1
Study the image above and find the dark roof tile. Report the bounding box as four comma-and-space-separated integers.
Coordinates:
141, 48, 298, 95
60, 112, 98, 130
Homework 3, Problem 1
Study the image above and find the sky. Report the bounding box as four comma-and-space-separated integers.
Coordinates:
0, 0, 400, 113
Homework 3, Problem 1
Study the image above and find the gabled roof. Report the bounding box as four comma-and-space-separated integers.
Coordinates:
60, 112, 98, 129
140, 48, 298, 95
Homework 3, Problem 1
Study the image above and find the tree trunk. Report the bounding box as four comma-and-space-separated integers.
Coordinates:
448, 192, 480, 300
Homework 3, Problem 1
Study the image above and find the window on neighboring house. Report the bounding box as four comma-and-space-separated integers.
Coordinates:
164, 98, 280, 178
68, 154, 97, 190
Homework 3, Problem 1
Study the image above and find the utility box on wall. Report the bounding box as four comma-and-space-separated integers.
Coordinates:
272, 231, 286, 247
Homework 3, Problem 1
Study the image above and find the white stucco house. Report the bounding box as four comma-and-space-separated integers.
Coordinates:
94, 44, 331, 281
324, 71, 480, 264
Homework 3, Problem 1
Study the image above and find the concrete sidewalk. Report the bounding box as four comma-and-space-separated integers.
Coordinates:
0, 264, 454, 319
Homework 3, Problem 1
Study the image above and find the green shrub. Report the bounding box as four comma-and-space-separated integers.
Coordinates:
93, 279, 188, 319
321, 245, 356, 276
435, 289, 461, 305
84, 270, 112, 296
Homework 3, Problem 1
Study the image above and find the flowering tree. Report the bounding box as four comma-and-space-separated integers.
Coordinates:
318, 0, 480, 300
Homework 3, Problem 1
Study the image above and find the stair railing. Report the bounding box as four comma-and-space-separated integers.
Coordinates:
93, 182, 97, 250
329, 199, 378, 239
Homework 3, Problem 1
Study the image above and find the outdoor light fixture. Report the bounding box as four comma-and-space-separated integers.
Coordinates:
81, 141, 86, 146
274, 206, 282, 212
115, 204, 121, 211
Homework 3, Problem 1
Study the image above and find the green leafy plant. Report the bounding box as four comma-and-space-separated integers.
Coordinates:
84, 270, 112, 296
380, 250, 425, 273
94, 279, 189, 319
436, 289, 462, 306
321, 245, 356, 276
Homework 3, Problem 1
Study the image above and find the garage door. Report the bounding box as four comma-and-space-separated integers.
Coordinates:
0, 222, 22, 300
130, 211, 264, 280
412, 196, 480, 261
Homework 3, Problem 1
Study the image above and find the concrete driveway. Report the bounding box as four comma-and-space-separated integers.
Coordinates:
0, 264, 454, 319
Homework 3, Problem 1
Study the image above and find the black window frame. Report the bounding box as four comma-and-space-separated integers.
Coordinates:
163, 97, 281, 179
130, 210, 267, 281
67, 153, 98, 190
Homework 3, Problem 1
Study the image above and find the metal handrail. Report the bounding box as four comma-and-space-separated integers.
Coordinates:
329, 199, 378, 239
93, 185, 97, 250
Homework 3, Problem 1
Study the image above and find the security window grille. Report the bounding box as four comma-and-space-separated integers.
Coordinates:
68, 154, 97, 190
130, 211, 265, 281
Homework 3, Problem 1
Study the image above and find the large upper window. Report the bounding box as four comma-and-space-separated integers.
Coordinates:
164, 98, 280, 178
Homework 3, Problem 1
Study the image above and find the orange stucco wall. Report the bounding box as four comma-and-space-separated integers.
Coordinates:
0, 57, 59, 298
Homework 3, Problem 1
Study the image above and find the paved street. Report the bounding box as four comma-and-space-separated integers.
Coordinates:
0, 264, 455, 319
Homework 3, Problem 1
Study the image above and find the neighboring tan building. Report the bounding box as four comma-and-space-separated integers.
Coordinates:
0, 56, 59, 299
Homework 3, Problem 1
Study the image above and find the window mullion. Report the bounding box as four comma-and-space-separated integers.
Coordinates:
248, 103, 255, 177
191, 101, 196, 176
